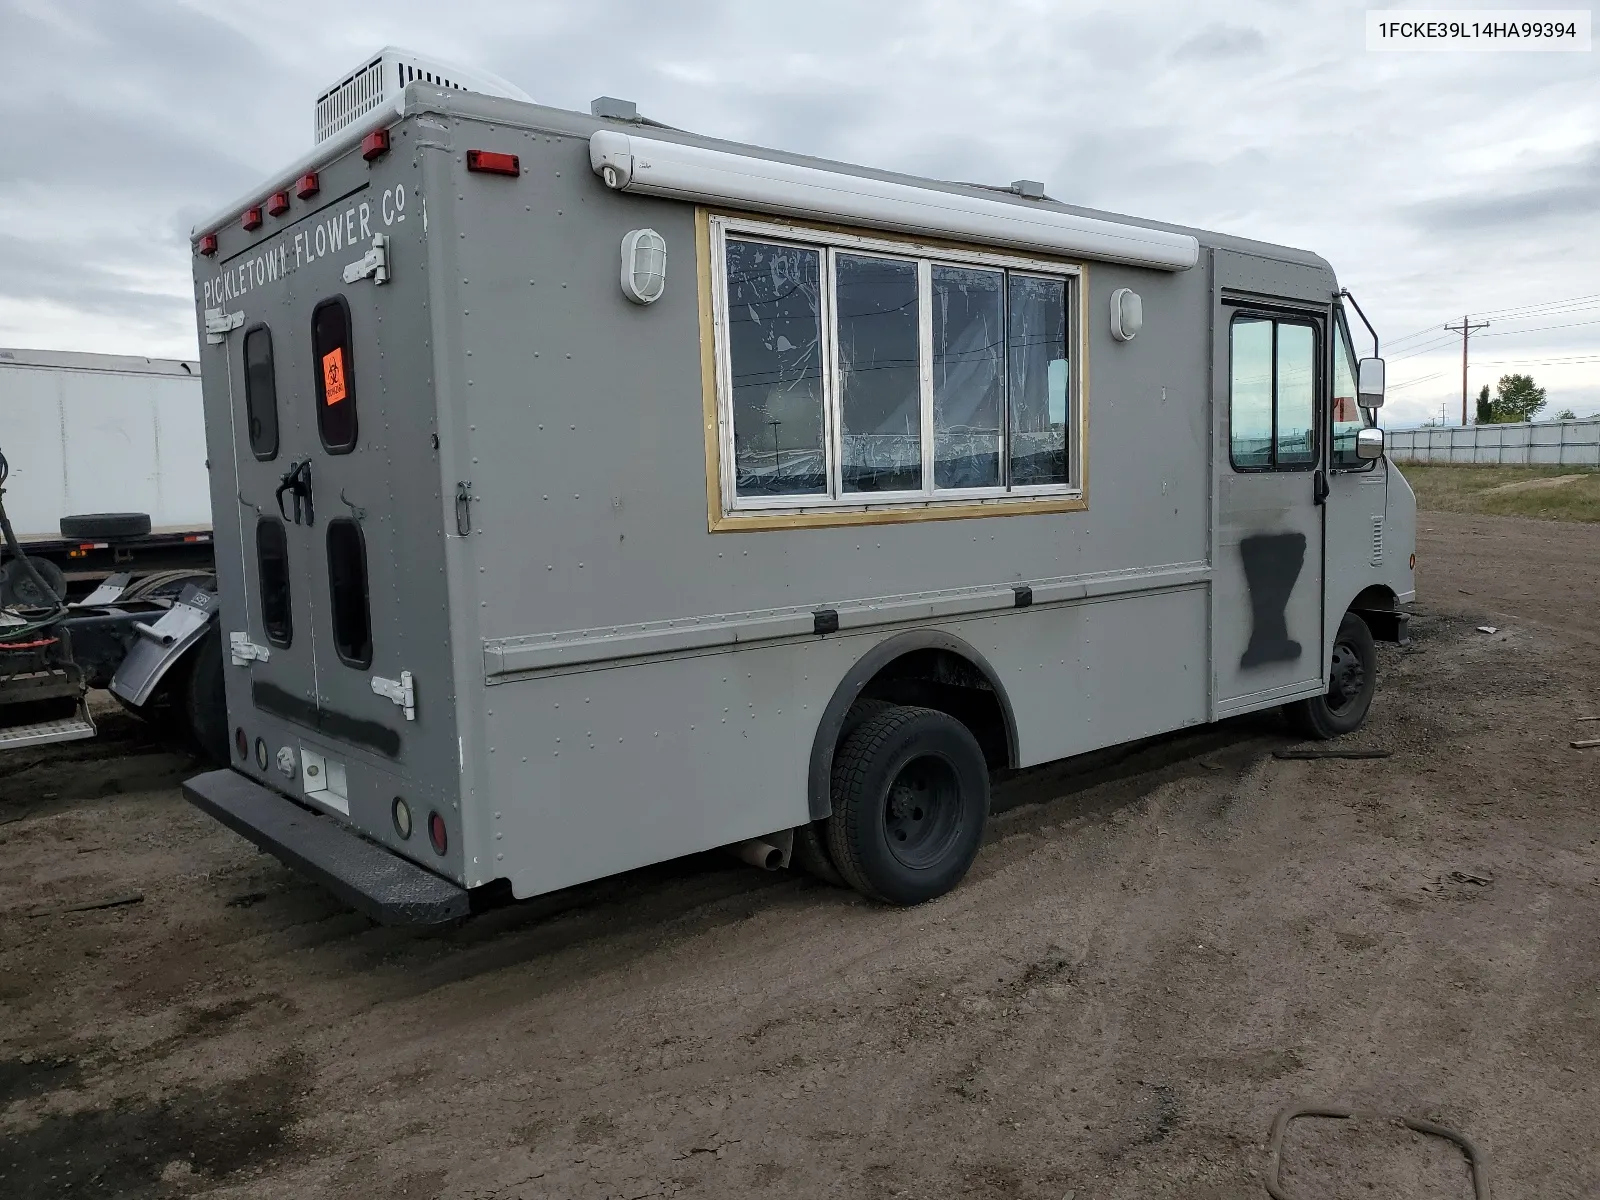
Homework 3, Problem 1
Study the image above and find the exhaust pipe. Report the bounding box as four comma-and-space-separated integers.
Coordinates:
727, 838, 784, 871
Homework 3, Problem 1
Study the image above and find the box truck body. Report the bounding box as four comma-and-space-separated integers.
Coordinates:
183, 72, 1415, 922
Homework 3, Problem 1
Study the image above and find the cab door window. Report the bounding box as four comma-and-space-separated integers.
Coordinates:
1330, 314, 1370, 468
311, 296, 358, 453
1230, 315, 1318, 471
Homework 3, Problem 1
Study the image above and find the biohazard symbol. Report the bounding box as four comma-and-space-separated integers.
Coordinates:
322, 348, 347, 406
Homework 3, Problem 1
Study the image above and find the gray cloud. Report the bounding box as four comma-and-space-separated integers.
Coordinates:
1173, 23, 1267, 60
1408, 143, 1600, 231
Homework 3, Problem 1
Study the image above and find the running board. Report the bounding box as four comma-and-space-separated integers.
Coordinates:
0, 700, 96, 750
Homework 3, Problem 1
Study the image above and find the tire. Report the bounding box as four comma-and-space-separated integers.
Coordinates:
184, 626, 230, 765
1284, 611, 1378, 739
0, 555, 67, 606
792, 698, 897, 888
826, 705, 989, 906
122, 569, 216, 602
59, 512, 151, 540
792, 821, 848, 887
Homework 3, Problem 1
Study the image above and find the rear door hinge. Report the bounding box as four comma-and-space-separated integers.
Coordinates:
342, 233, 390, 286
204, 307, 245, 344
371, 669, 415, 721
229, 631, 271, 666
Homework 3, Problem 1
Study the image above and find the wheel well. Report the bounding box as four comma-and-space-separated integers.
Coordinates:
807, 632, 1018, 821
1349, 584, 1398, 612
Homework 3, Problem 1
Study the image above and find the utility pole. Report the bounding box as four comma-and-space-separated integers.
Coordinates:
1445, 315, 1490, 425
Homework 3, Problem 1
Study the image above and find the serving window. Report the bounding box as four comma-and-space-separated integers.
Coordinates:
706, 214, 1084, 528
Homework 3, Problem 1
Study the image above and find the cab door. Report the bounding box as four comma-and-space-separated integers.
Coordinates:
1213, 264, 1329, 716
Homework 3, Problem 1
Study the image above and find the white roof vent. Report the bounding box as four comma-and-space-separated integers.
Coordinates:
314, 46, 533, 144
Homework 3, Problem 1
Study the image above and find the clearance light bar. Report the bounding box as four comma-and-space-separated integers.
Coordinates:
589, 131, 1200, 271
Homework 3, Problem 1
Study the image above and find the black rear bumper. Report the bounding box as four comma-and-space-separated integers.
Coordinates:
183, 768, 470, 925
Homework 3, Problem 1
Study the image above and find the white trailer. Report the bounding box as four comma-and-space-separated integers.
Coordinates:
0, 347, 212, 603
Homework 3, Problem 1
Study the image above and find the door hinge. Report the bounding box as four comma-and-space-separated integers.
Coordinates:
342, 233, 390, 286
371, 669, 415, 721
204, 307, 245, 344
229, 631, 271, 666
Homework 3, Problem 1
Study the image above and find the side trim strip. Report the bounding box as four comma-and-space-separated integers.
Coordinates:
483, 562, 1210, 681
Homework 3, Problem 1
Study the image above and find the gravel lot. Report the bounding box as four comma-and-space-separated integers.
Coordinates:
3, 508, 1598, 1199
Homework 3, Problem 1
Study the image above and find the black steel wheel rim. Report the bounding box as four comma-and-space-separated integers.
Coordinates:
882, 753, 963, 870
1327, 639, 1366, 715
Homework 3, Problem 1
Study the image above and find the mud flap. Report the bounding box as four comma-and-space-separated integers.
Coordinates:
109, 584, 218, 707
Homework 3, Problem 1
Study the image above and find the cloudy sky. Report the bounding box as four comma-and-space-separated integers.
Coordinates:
1, 0, 1594, 429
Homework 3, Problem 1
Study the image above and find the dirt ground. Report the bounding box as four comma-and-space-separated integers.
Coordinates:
3, 508, 1599, 1199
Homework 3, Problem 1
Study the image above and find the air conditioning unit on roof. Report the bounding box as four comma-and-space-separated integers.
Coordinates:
314, 46, 533, 144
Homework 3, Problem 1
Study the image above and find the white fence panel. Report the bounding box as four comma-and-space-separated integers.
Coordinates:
1389, 417, 1600, 468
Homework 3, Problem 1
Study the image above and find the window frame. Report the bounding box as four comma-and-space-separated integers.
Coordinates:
704, 212, 1086, 528
1227, 311, 1321, 474
242, 322, 281, 462
1330, 307, 1378, 472
325, 517, 373, 669
311, 294, 359, 455
255, 515, 293, 648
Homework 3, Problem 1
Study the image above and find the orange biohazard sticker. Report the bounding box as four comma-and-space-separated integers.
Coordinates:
322, 348, 347, 406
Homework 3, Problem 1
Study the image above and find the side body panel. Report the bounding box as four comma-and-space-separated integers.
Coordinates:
426, 114, 1216, 896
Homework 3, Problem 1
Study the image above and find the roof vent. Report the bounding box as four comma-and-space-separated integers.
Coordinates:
314, 46, 534, 144
590, 96, 639, 121
1009, 179, 1047, 199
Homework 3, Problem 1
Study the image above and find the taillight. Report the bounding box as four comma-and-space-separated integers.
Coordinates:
198, 233, 218, 256
241, 206, 263, 231
428, 811, 447, 856
361, 129, 390, 161
266, 191, 290, 217
466, 149, 520, 176
296, 172, 320, 199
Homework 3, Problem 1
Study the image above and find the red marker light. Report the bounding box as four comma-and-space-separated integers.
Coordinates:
197, 233, 218, 256
428, 811, 448, 856
241, 206, 263, 231
466, 149, 520, 176
266, 191, 290, 217
361, 128, 390, 161
296, 171, 320, 199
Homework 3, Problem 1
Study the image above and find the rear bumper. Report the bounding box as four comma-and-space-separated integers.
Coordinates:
183, 768, 470, 925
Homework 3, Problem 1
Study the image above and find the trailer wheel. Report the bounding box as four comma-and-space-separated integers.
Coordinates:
826, 705, 989, 906
1283, 611, 1378, 740
0, 555, 66, 606
183, 626, 229, 765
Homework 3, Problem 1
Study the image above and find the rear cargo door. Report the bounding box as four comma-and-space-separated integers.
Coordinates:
224, 193, 413, 766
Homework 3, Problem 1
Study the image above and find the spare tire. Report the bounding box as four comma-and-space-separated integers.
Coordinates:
60, 512, 151, 539
0, 555, 67, 607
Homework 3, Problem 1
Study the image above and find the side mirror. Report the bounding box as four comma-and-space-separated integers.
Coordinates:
1356, 426, 1385, 461
1357, 357, 1386, 408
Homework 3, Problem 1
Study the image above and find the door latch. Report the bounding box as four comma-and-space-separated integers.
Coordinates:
204, 307, 244, 344
275, 458, 314, 526
371, 670, 415, 721
342, 233, 390, 286
1312, 469, 1329, 506
229, 631, 271, 666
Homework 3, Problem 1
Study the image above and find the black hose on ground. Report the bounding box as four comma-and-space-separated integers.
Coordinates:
0, 444, 69, 632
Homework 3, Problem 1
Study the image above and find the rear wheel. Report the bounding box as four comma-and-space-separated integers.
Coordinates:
826, 705, 989, 905
793, 698, 898, 888
1284, 611, 1378, 739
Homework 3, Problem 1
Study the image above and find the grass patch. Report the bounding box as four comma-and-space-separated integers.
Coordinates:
1396, 463, 1600, 522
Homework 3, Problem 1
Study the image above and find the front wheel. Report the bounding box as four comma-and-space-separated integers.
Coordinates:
826, 706, 989, 905
1283, 611, 1377, 739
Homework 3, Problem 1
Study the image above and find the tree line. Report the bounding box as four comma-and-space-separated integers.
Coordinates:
1473, 374, 1573, 424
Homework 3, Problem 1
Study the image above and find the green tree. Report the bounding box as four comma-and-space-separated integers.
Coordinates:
1491, 373, 1546, 423
1474, 383, 1493, 424
1557, 408, 1577, 421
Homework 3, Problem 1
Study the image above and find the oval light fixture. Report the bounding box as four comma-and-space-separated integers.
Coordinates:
620, 228, 667, 304
1110, 287, 1143, 342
